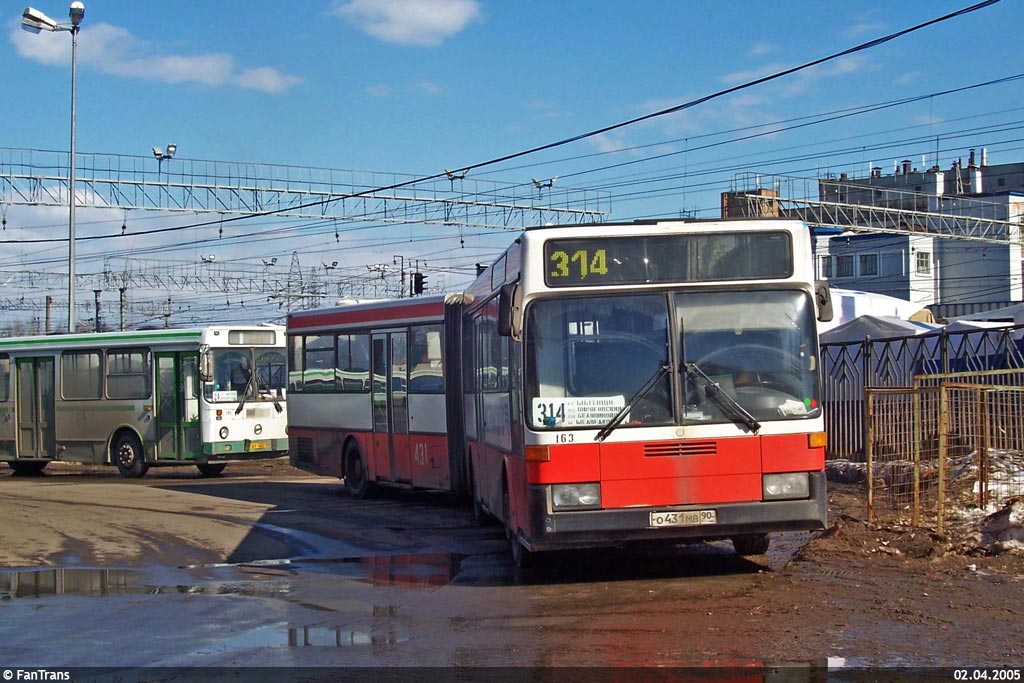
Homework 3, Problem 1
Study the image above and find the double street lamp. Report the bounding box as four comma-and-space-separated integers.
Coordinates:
153, 143, 177, 180
22, 2, 85, 333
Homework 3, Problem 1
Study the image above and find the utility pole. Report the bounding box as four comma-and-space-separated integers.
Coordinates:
93, 289, 101, 332
119, 287, 126, 331
287, 252, 302, 314
392, 255, 405, 298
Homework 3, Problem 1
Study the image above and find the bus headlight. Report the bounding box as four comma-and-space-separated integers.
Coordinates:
219, 427, 230, 440
763, 473, 809, 500
552, 483, 601, 510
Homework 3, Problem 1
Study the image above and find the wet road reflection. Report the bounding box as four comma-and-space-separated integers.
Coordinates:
1, 567, 140, 599
1, 536, 784, 602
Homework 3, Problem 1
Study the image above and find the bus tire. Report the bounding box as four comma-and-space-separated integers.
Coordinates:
468, 457, 484, 526
113, 434, 149, 478
8, 461, 48, 476
196, 463, 226, 477
343, 443, 373, 499
732, 534, 770, 556
503, 476, 533, 569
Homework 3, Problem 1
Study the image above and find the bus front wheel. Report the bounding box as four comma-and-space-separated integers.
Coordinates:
196, 463, 226, 477
467, 456, 484, 526
113, 435, 149, 478
732, 534, 770, 556
503, 479, 534, 569
344, 444, 374, 499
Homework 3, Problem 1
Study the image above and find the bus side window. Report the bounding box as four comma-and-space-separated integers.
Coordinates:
303, 335, 334, 393
337, 333, 371, 393
106, 348, 152, 399
288, 335, 304, 392
409, 325, 444, 393
62, 350, 102, 400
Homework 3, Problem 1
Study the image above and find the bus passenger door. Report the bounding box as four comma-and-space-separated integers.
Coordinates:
155, 352, 201, 460
371, 333, 411, 483
0, 355, 13, 458
15, 357, 56, 459
390, 331, 410, 482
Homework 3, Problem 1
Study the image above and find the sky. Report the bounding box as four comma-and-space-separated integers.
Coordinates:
1, 0, 1022, 330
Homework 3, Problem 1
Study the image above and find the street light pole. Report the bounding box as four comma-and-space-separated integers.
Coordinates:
152, 143, 177, 182
68, 8, 79, 333
22, 2, 85, 333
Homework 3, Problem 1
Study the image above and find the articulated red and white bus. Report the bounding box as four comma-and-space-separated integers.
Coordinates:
287, 296, 468, 495
287, 218, 832, 566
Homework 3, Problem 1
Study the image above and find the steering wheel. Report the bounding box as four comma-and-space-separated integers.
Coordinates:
695, 343, 800, 394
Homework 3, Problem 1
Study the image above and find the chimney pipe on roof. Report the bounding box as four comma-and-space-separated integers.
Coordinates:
926, 167, 944, 196
970, 165, 983, 194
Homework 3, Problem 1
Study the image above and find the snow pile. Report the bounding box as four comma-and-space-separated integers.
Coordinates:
965, 497, 1024, 556
826, 454, 1024, 555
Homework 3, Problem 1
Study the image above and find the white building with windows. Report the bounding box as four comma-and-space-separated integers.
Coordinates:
810, 150, 1024, 318
815, 223, 1022, 310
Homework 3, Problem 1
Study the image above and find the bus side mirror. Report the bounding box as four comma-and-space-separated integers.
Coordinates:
497, 282, 521, 340
815, 280, 833, 323
199, 348, 213, 382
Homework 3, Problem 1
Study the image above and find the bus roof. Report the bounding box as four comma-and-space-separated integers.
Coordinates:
0, 324, 284, 352
288, 294, 468, 333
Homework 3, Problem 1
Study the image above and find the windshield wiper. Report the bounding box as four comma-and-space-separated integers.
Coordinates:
236, 370, 283, 415
234, 373, 251, 415
256, 372, 284, 414
684, 361, 761, 433
595, 362, 671, 442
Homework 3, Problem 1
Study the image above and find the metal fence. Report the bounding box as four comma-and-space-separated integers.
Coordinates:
864, 371, 1024, 532
821, 323, 1024, 460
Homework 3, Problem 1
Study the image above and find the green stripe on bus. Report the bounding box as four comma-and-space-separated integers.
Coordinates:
55, 404, 139, 412
0, 330, 203, 350
204, 439, 288, 456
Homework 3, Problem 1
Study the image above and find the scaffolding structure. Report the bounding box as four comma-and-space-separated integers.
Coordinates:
727, 172, 1021, 245
0, 147, 609, 229
0, 148, 609, 330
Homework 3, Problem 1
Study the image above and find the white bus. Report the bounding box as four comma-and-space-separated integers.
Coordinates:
0, 325, 288, 477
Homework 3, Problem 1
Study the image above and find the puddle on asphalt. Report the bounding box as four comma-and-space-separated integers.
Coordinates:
0, 567, 291, 600
301, 552, 476, 587
0, 553, 495, 602
194, 622, 409, 654
288, 624, 408, 647
0, 568, 141, 599
1, 531, 807, 603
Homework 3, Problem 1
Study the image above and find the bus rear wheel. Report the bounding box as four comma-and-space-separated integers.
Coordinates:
344, 444, 374, 499
196, 463, 226, 477
8, 461, 48, 475
732, 534, 770, 556
113, 434, 149, 478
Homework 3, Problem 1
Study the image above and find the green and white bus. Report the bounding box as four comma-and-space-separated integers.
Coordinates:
0, 325, 288, 477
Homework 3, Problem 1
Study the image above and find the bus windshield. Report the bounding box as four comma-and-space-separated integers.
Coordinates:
204, 347, 287, 403
524, 289, 819, 431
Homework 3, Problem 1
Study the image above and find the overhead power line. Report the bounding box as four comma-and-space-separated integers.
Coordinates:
4, 0, 999, 246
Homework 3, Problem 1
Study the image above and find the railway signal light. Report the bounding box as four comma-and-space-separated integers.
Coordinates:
413, 272, 426, 295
